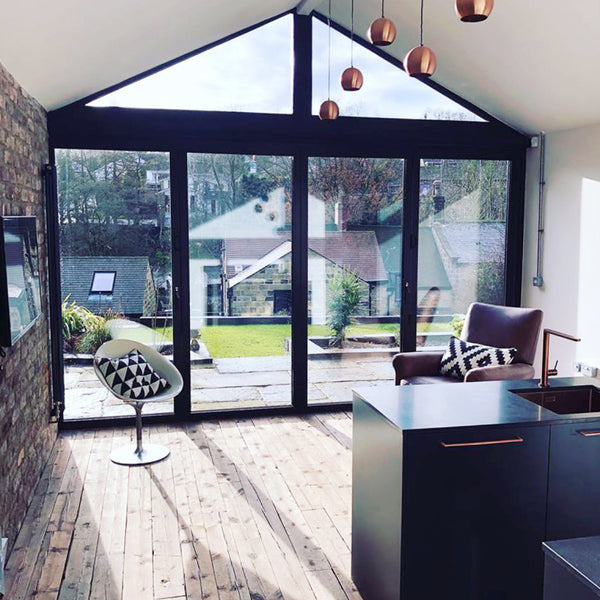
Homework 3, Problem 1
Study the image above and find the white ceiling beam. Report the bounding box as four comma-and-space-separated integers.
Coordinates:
295, 0, 324, 15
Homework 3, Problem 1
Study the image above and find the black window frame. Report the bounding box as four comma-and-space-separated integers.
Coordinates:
46, 11, 529, 429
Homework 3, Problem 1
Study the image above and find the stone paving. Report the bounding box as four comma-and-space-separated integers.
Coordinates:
63, 352, 396, 420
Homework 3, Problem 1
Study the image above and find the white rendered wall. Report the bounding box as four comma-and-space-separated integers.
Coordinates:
522, 123, 600, 377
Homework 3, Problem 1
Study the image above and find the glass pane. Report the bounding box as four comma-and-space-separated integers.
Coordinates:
90, 272, 116, 293
307, 156, 404, 405
89, 15, 293, 114
312, 18, 484, 121
188, 153, 293, 412
57, 149, 173, 420
416, 159, 509, 350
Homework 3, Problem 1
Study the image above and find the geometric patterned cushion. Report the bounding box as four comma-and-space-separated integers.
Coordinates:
95, 349, 170, 399
440, 336, 517, 380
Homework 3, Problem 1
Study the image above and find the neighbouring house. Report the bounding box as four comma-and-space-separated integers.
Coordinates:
223, 232, 387, 322
60, 256, 157, 317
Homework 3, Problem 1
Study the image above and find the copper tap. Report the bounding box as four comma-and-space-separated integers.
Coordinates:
539, 328, 581, 388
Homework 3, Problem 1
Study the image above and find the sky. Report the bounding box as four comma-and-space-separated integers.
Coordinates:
89, 14, 481, 121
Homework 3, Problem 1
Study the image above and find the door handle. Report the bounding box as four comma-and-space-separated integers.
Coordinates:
577, 430, 600, 437
440, 437, 524, 448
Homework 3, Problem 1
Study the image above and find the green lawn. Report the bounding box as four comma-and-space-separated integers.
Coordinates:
155, 321, 452, 359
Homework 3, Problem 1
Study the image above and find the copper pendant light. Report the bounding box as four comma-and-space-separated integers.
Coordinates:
341, 0, 363, 91
404, 46, 437, 77
368, 0, 397, 46
455, 0, 494, 22
319, 99, 340, 120
320, 0, 339, 120
341, 67, 364, 91
404, 0, 437, 78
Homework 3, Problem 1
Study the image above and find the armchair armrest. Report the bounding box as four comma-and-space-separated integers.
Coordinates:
392, 351, 444, 385
464, 363, 535, 383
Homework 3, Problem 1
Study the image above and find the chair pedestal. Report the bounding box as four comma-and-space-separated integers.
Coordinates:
110, 402, 170, 466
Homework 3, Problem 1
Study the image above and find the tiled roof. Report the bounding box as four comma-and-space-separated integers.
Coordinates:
434, 222, 506, 264
60, 256, 151, 315
224, 230, 387, 282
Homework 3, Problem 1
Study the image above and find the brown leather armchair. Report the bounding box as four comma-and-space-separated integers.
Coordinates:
393, 302, 543, 385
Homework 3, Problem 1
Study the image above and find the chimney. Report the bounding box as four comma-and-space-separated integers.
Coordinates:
334, 201, 348, 231
432, 180, 445, 221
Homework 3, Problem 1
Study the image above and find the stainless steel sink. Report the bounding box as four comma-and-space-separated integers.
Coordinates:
511, 385, 600, 415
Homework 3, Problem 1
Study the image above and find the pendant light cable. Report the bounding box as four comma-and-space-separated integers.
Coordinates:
327, 0, 332, 98
381, 0, 385, 18
350, 0, 355, 66
420, 0, 424, 46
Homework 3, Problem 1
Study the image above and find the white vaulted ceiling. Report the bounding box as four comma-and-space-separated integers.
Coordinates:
0, 0, 598, 133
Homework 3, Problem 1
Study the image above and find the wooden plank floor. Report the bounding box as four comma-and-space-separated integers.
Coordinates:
4, 413, 362, 600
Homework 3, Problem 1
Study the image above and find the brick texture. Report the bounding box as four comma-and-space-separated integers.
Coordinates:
0, 61, 56, 553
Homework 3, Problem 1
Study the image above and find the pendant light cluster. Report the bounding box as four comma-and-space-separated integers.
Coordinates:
319, 0, 494, 121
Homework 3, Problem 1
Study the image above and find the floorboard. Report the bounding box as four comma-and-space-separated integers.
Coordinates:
4, 413, 361, 600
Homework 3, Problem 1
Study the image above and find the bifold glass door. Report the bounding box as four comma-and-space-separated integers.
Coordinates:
57, 149, 174, 420
55, 151, 513, 419
415, 158, 510, 350
306, 157, 405, 405
187, 153, 293, 412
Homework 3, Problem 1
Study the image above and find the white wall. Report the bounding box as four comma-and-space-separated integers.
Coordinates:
522, 123, 600, 377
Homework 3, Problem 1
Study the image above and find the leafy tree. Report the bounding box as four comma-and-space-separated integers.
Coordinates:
327, 271, 362, 347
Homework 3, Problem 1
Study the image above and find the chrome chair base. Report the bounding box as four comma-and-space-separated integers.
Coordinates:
110, 443, 170, 466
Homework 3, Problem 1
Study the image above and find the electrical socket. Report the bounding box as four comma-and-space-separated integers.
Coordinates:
582, 364, 598, 378
574, 362, 598, 377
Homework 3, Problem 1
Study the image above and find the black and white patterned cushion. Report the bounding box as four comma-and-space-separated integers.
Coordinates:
95, 349, 170, 399
440, 336, 517, 380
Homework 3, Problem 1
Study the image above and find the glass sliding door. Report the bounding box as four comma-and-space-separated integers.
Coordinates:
416, 158, 510, 349
57, 149, 173, 420
307, 157, 405, 405
187, 153, 293, 412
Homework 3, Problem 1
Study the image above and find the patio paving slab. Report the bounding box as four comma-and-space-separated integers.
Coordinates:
214, 356, 291, 373
191, 369, 290, 388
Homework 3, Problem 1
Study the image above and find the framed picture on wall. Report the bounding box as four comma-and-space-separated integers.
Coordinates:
0, 216, 42, 347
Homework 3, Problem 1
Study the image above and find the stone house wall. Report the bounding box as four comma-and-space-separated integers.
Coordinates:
229, 260, 291, 316
230, 252, 371, 317
0, 61, 56, 554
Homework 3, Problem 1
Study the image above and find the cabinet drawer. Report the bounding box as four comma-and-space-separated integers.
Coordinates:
548, 421, 600, 540
401, 425, 550, 599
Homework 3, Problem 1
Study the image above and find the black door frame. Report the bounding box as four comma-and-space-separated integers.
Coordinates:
48, 12, 529, 428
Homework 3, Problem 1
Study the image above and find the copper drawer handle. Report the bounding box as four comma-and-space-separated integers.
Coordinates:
440, 437, 524, 448
578, 430, 600, 437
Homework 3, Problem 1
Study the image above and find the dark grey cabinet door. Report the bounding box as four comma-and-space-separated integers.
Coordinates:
401, 425, 550, 600
547, 421, 600, 541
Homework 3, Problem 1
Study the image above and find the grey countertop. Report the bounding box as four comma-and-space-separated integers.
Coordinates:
352, 377, 600, 432
544, 536, 600, 596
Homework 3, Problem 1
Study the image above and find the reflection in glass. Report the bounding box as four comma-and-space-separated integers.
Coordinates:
0, 216, 42, 346
416, 159, 509, 350
307, 156, 405, 404
188, 153, 293, 412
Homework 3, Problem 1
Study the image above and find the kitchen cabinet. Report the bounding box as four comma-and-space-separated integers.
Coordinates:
352, 397, 550, 600
547, 420, 600, 540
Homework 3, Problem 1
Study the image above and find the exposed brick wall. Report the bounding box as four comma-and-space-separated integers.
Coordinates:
0, 62, 56, 553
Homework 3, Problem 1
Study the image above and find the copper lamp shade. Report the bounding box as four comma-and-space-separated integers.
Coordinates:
455, 0, 494, 22
341, 67, 364, 91
367, 17, 397, 46
404, 45, 437, 77
319, 99, 339, 120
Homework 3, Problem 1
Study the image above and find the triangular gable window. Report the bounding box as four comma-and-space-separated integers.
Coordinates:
88, 15, 293, 114
312, 17, 484, 121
